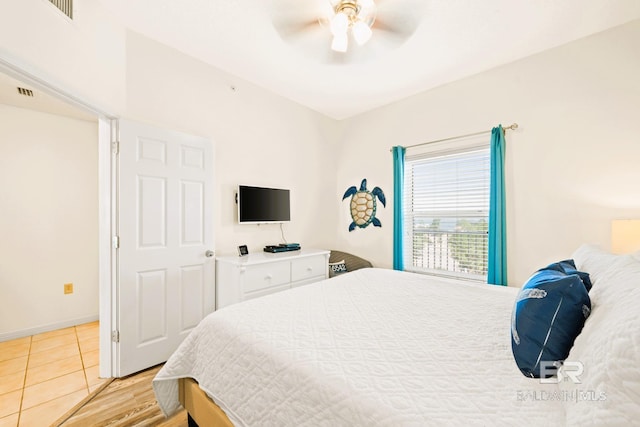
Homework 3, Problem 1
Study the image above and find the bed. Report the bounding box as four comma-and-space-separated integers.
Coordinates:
153, 245, 640, 426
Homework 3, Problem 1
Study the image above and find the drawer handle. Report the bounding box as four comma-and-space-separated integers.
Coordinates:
265, 274, 273, 280
306, 267, 313, 272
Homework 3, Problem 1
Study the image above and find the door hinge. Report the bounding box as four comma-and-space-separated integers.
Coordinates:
111, 330, 120, 343
112, 140, 119, 154
112, 235, 120, 249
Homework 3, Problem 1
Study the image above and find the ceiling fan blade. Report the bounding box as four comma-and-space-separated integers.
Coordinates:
270, 0, 330, 20
274, 19, 320, 38
375, 0, 425, 12
270, 0, 332, 39
373, 17, 418, 39
374, 0, 425, 34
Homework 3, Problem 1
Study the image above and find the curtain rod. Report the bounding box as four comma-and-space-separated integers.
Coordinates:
391, 123, 518, 152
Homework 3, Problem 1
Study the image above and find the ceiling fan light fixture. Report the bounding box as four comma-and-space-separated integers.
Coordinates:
325, 0, 376, 52
330, 11, 349, 35
352, 20, 372, 45
331, 33, 348, 52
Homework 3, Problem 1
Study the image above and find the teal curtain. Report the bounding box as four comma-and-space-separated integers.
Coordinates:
392, 146, 406, 271
488, 125, 507, 285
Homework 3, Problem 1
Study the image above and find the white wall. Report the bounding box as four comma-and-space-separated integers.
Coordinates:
123, 32, 338, 256
0, 7, 339, 339
2, 0, 639, 305
0, 104, 98, 337
334, 20, 640, 286
0, 0, 126, 114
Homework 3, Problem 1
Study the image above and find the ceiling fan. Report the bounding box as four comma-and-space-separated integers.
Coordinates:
271, 0, 423, 62
325, 0, 377, 52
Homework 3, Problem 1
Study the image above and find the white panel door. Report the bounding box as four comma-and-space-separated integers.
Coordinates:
117, 119, 215, 377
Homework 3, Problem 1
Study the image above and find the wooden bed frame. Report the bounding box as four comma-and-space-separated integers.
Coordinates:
179, 377, 234, 427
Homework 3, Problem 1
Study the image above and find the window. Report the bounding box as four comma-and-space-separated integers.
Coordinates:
403, 138, 490, 281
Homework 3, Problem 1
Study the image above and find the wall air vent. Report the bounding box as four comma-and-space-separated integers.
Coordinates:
49, 0, 73, 19
17, 87, 34, 97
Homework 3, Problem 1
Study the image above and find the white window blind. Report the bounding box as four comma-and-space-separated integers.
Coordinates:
403, 141, 490, 281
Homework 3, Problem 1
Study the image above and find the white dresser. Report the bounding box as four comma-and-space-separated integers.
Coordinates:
216, 248, 330, 309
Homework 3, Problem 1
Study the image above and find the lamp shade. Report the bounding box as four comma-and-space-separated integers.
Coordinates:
330, 12, 349, 35
352, 20, 372, 45
331, 33, 348, 52
611, 219, 640, 254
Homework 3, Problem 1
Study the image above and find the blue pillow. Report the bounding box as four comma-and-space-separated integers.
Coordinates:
511, 266, 591, 378
545, 259, 592, 292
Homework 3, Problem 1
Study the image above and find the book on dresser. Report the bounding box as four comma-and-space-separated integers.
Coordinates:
215, 248, 330, 309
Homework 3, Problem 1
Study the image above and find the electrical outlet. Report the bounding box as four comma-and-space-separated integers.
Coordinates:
64, 283, 73, 294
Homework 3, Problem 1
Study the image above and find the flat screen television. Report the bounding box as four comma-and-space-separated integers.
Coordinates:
237, 185, 291, 224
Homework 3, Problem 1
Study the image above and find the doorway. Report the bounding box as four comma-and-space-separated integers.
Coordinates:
0, 56, 217, 385
0, 76, 99, 338
0, 58, 114, 381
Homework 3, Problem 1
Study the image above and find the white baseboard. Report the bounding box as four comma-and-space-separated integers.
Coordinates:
0, 315, 99, 342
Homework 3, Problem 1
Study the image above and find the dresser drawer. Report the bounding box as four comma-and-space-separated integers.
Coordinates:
243, 261, 290, 293
216, 249, 330, 309
291, 256, 327, 282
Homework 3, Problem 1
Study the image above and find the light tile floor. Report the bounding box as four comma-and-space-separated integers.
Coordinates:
0, 321, 107, 427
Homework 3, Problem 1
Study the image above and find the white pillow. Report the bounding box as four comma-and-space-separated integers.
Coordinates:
560, 253, 640, 425
571, 244, 623, 285
328, 260, 347, 278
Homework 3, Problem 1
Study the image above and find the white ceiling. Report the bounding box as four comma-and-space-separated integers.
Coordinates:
99, 0, 640, 120
2, 1, 639, 121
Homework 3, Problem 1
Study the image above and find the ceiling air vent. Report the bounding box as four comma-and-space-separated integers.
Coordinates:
49, 0, 73, 19
17, 87, 34, 97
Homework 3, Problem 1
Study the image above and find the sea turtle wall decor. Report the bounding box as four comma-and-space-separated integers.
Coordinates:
342, 178, 386, 232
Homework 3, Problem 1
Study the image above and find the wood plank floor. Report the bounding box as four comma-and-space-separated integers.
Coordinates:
58, 365, 188, 427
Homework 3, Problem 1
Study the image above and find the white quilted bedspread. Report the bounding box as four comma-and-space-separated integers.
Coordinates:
153, 268, 565, 426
